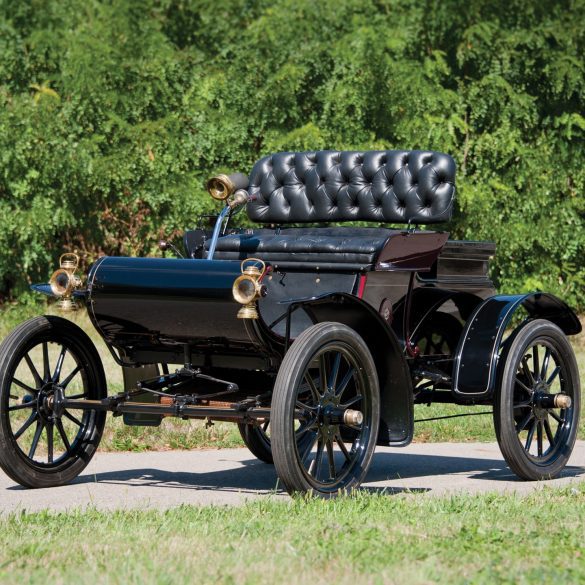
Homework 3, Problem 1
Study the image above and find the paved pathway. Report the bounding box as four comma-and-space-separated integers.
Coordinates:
1, 441, 584, 514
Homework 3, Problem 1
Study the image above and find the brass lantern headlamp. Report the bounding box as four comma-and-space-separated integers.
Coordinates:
232, 258, 267, 319
49, 253, 82, 311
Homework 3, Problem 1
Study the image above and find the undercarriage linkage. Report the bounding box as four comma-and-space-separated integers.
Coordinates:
52, 366, 272, 423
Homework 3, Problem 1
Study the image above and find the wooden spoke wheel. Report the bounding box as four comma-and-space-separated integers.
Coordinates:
271, 322, 379, 496
494, 319, 580, 480
0, 316, 106, 488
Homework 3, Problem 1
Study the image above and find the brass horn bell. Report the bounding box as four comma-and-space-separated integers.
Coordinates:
206, 174, 235, 201
49, 253, 81, 312
206, 172, 250, 203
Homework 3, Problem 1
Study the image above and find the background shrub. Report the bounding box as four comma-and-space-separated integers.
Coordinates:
0, 0, 583, 307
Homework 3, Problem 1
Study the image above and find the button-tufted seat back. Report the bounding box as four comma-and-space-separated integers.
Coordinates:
247, 150, 456, 225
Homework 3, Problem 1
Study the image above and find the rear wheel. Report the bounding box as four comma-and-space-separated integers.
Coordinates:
271, 322, 379, 496
238, 421, 273, 464
238, 418, 320, 465
0, 316, 106, 488
494, 319, 580, 480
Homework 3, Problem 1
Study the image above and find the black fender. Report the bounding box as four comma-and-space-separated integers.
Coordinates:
391, 287, 483, 340
299, 293, 413, 447
452, 292, 581, 399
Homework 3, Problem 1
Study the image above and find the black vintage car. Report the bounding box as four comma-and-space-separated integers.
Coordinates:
0, 150, 581, 495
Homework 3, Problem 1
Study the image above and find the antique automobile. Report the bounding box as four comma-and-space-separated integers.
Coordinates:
0, 150, 581, 495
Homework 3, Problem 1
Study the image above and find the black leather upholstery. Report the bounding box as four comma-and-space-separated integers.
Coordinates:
209, 227, 395, 267
247, 150, 455, 224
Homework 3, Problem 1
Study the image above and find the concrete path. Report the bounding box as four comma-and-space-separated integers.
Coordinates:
1, 441, 584, 514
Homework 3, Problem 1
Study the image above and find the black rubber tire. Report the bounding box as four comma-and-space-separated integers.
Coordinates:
271, 322, 380, 496
0, 316, 107, 488
238, 422, 273, 464
494, 319, 580, 480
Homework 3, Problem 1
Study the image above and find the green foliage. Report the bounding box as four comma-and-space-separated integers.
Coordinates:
0, 0, 583, 307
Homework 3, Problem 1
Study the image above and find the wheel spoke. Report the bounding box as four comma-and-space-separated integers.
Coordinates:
521, 356, 535, 386
513, 399, 532, 409
532, 346, 540, 381
326, 440, 336, 480
13, 412, 38, 440
261, 421, 270, 433
328, 353, 341, 394
47, 422, 54, 464
63, 410, 83, 427
66, 392, 88, 400
11, 378, 38, 395
8, 401, 36, 412
28, 421, 45, 459
296, 399, 316, 411
514, 377, 533, 395
319, 354, 327, 393
335, 434, 351, 462
42, 342, 50, 382
52, 346, 67, 383
516, 411, 534, 434
546, 366, 561, 387
335, 367, 355, 399
60, 365, 82, 390
300, 433, 319, 464
549, 410, 563, 424
24, 354, 43, 388
525, 420, 537, 451
309, 438, 325, 479
341, 394, 363, 409
543, 417, 556, 446
55, 419, 71, 453
295, 417, 317, 438
303, 373, 320, 402
537, 421, 543, 457
540, 348, 551, 381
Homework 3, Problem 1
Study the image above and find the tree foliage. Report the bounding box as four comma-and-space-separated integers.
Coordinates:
0, 0, 583, 307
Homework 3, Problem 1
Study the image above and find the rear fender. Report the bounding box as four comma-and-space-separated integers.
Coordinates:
392, 287, 484, 342
452, 292, 581, 399
300, 293, 413, 446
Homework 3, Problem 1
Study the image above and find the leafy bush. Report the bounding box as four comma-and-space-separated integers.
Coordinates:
0, 0, 583, 307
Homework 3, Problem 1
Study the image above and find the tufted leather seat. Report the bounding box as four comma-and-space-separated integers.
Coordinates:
247, 150, 455, 224
208, 227, 397, 269
207, 150, 456, 269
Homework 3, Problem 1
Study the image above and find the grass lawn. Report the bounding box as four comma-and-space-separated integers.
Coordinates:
0, 486, 584, 584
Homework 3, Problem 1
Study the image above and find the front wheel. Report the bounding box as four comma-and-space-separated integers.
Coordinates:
0, 316, 107, 488
494, 319, 580, 480
271, 322, 380, 496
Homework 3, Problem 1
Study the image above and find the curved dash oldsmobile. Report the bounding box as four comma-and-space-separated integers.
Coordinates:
0, 150, 581, 495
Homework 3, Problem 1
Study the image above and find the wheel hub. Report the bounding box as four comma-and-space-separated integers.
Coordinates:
37, 383, 59, 421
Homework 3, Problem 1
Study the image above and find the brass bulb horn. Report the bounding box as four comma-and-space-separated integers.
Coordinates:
206, 172, 249, 202
49, 253, 82, 312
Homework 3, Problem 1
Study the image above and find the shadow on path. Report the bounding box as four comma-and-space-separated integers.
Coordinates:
7, 450, 581, 494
